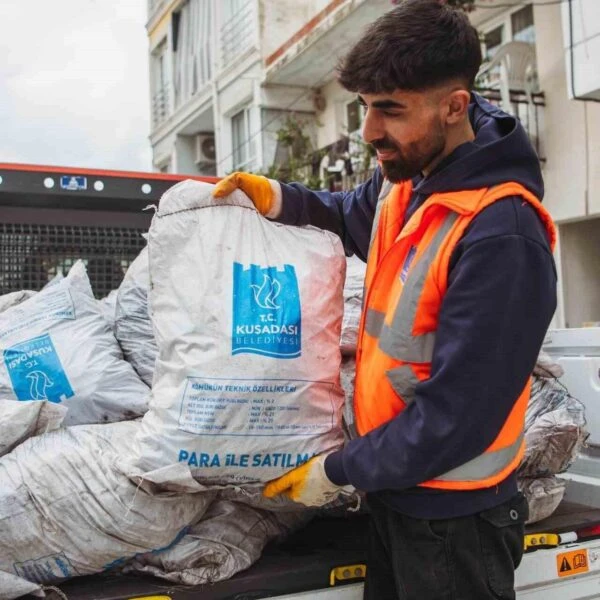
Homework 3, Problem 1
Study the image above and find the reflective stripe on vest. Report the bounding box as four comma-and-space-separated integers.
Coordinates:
366, 211, 459, 363
434, 433, 524, 483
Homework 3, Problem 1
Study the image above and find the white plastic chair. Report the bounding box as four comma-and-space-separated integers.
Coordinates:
478, 41, 538, 115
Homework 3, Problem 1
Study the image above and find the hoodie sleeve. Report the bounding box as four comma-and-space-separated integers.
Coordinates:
275, 168, 383, 260
325, 197, 557, 491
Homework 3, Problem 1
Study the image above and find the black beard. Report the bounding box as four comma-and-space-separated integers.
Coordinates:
375, 129, 447, 183
380, 159, 423, 183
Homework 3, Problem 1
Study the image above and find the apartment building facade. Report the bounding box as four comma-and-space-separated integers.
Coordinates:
147, 0, 389, 177
146, 0, 600, 329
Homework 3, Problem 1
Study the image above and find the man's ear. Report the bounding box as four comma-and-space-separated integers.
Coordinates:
445, 89, 471, 125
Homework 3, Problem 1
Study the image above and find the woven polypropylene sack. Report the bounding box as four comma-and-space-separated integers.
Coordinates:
123, 498, 309, 585
0, 261, 149, 426
0, 399, 66, 457
519, 376, 588, 478
340, 256, 365, 356
128, 180, 346, 484
519, 476, 566, 525
115, 249, 362, 387
0, 420, 213, 599
114, 247, 158, 386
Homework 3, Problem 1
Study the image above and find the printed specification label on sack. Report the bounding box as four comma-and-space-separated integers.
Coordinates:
0, 288, 75, 340
4, 333, 74, 403
178, 377, 334, 437
14, 552, 77, 583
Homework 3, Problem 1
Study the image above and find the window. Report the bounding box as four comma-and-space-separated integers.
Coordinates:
483, 25, 505, 61
346, 100, 364, 135
478, 4, 536, 88
151, 41, 169, 126
153, 41, 168, 91
480, 3, 535, 57
511, 5, 535, 45
231, 107, 255, 170
173, 0, 212, 108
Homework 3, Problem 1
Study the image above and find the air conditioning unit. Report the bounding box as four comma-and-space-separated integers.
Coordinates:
194, 133, 216, 165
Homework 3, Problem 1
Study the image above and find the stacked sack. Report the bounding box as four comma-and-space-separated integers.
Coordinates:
0, 180, 350, 597
339, 256, 366, 440
517, 352, 588, 524
0, 264, 186, 598
114, 246, 157, 387
0, 419, 213, 599
0, 261, 149, 425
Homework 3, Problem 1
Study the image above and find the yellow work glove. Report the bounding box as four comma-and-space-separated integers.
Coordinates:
212, 172, 275, 216
263, 454, 344, 507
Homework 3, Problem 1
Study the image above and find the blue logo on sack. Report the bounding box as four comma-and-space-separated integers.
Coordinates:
232, 262, 301, 358
4, 334, 74, 403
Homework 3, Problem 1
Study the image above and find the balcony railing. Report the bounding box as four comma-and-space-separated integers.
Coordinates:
476, 87, 546, 161
152, 86, 170, 128
220, 0, 254, 67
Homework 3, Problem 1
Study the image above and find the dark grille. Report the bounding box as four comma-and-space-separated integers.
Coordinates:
0, 223, 146, 299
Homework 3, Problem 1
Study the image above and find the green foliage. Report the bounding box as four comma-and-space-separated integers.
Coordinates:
256, 113, 375, 190
258, 114, 325, 188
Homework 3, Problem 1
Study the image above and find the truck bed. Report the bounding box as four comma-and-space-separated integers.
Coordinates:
25, 514, 370, 600
525, 501, 600, 534
24, 501, 600, 600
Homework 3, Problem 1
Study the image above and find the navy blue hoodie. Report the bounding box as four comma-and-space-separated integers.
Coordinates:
276, 93, 557, 519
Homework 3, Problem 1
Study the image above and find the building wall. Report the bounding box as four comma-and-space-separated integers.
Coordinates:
533, 1, 600, 223
559, 218, 600, 327
315, 79, 356, 151
471, 1, 600, 329
259, 0, 349, 59
532, 2, 600, 328
470, 1, 600, 225
259, 0, 314, 58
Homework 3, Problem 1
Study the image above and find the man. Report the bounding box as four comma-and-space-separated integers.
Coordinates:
213, 1, 557, 597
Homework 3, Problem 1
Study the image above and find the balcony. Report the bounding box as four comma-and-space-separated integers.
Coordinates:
476, 41, 545, 161
152, 86, 170, 128
264, 0, 390, 87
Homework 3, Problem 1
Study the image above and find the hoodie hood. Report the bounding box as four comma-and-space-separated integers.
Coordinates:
413, 93, 544, 201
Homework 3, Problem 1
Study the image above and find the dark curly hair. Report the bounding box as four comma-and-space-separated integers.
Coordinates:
337, 0, 482, 93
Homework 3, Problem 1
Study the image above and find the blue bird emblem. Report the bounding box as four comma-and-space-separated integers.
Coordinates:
250, 274, 281, 309
26, 370, 54, 401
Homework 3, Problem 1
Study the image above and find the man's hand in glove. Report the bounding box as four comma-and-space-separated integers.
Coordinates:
212, 172, 282, 218
263, 453, 345, 507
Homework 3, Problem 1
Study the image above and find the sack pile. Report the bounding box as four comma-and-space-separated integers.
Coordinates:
0, 180, 354, 598
0, 420, 213, 599
517, 356, 588, 524
339, 257, 365, 441
114, 247, 157, 387
0, 262, 149, 426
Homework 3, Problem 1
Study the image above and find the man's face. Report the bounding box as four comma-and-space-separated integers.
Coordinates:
359, 89, 447, 182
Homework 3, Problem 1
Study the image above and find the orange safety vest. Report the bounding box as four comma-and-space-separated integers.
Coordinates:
354, 180, 556, 491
